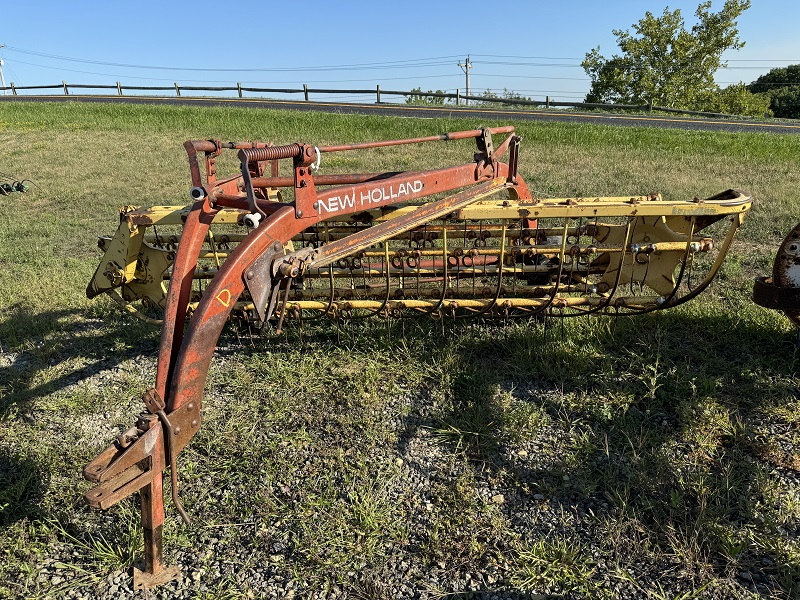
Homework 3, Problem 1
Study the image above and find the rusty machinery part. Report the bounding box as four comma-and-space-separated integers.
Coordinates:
753, 222, 800, 326
83, 127, 752, 588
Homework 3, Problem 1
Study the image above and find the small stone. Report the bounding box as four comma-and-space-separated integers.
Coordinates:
491, 494, 505, 505
395, 457, 404, 467
517, 449, 528, 458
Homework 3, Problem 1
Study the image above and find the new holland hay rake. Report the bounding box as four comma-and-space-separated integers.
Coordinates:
84, 126, 751, 588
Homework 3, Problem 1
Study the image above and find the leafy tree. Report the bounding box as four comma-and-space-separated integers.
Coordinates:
709, 83, 771, 117
748, 65, 800, 118
405, 88, 449, 105
583, 1, 751, 109
475, 89, 533, 108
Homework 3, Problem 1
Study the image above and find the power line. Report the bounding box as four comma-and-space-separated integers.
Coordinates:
3, 45, 463, 72
7, 58, 462, 84
472, 71, 590, 81
474, 60, 584, 68
473, 53, 583, 61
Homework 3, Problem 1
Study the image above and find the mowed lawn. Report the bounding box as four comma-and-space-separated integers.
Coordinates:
1, 101, 800, 599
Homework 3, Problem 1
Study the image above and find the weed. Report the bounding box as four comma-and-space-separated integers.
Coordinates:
511, 537, 597, 594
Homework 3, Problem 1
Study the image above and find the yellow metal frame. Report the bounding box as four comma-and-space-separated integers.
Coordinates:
88, 189, 751, 322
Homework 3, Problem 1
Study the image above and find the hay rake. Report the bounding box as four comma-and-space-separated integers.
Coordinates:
83, 126, 751, 587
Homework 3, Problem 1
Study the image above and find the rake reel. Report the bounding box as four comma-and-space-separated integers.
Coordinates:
83, 126, 751, 588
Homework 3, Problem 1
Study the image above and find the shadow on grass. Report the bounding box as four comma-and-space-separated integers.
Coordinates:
0, 451, 47, 527
388, 308, 799, 597
10, 298, 795, 598
0, 303, 160, 418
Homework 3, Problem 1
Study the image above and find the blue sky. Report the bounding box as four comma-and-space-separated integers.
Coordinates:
1, 1, 797, 101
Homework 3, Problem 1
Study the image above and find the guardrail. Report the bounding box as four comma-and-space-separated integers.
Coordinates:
0, 80, 744, 120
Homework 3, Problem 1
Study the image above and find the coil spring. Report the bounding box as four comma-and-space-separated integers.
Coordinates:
239, 144, 303, 163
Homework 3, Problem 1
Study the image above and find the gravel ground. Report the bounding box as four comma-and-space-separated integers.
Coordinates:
3, 313, 800, 600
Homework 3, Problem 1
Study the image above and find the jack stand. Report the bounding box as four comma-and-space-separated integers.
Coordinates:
132, 475, 181, 590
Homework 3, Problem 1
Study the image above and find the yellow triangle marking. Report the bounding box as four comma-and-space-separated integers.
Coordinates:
216, 289, 231, 307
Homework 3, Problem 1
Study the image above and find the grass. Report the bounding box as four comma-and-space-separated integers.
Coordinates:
1, 100, 799, 598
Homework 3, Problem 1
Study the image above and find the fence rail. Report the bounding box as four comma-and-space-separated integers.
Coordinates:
0, 80, 745, 120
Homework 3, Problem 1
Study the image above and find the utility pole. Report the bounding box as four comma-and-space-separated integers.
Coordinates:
0, 45, 6, 95
458, 55, 472, 106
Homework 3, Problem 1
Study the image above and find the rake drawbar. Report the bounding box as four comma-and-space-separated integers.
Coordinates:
83, 126, 751, 588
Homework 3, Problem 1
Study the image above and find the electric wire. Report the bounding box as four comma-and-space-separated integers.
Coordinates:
3, 46, 464, 72
7, 59, 464, 85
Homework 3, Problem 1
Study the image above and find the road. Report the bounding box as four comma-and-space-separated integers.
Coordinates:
2, 94, 799, 135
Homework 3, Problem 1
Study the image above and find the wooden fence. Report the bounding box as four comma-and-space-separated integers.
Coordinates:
0, 81, 743, 120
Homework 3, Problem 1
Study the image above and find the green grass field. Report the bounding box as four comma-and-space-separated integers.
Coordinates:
1, 101, 799, 599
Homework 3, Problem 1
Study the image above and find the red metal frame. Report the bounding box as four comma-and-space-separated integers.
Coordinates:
83, 127, 531, 587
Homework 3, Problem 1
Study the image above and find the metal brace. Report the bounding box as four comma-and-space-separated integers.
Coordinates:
142, 389, 191, 525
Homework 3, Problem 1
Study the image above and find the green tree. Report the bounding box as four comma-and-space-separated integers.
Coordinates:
583, 1, 751, 109
405, 87, 448, 105
709, 82, 771, 117
475, 88, 533, 108
748, 65, 800, 118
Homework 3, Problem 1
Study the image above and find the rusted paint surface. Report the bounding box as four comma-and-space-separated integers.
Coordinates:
753, 222, 800, 325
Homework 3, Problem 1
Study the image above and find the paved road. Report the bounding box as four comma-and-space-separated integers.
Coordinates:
2, 94, 799, 135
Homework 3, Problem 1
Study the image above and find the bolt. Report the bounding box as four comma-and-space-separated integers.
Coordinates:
192, 420, 198, 427
188, 403, 194, 410
297, 209, 304, 217
246, 270, 254, 280
174, 427, 181, 434
273, 242, 283, 252
313, 201, 320, 210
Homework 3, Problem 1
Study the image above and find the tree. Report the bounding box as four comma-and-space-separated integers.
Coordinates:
710, 83, 771, 117
405, 88, 449, 105
583, 1, 751, 109
748, 65, 800, 118
475, 88, 533, 108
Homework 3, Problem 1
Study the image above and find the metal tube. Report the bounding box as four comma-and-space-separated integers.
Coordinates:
318, 126, 515, 153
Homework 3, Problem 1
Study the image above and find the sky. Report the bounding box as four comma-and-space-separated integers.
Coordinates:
0, 0, 798, 102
